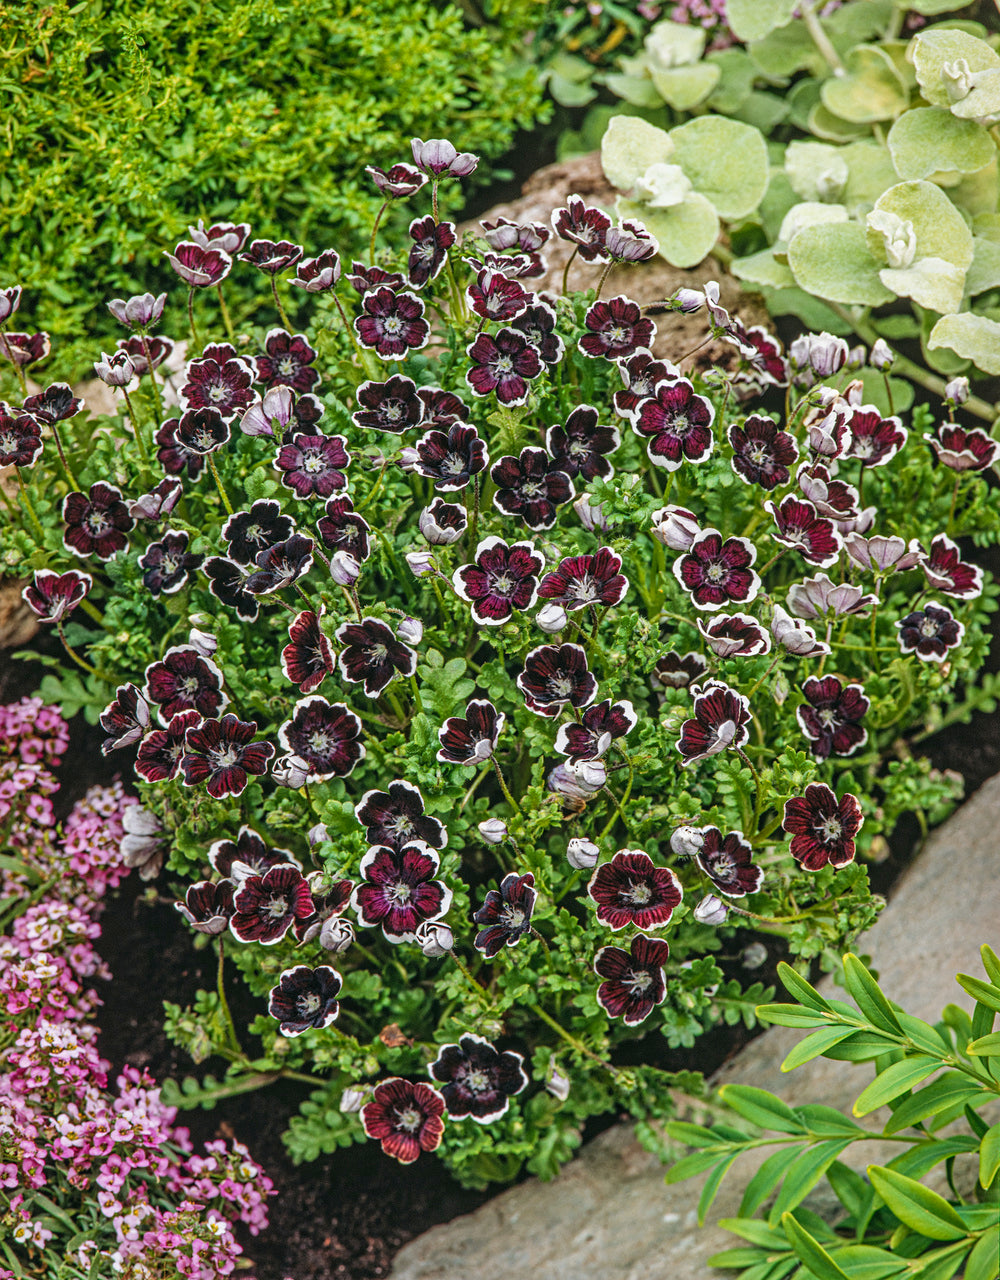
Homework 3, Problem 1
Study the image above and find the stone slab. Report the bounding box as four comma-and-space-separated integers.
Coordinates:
391, 772, 1000, 1280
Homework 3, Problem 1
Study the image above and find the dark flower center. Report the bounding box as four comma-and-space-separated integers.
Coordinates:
569, 577, 598, 602
365, 642, 389, 665
519, 480, 544, 498
489, 571, 515, 598
621, 880, 652, 906
623, 968, 653, 994
395, 1106, 422, 1132
382, 317, 404, 336
440, 454, 466, 477
386, 880, 413, 905
919, 618, 939, 638
265, 895, 288, 918
302, 450, 325, 473
500, 904, 525, 930
161, 553, 181, 575
179, 675, 201, 699
308, 729, 334, 754
297, 992, 321, 1017
704, 561, 727, 584
815, 815, 842, 844
459, 1066, 493, 1095
548, 674, 575, 699
84, 512, 111, 536
606, 325, 627, 344
278, 357, 298, 375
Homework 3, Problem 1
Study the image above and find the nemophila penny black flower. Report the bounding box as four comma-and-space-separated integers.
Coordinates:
22, 569, 92, 623
144, 645, 227, 724
783, 783, 862, 870
653, 650, 707, 689
356, 780, 447, 851
896, 602, 964, 662
238, 238, 303, 274
787, 573, 877, 620
274, 432, 349, 500
605, 218, 658, 263
0, 285, 20, 321
407, 216, 456, 288
453, 536, 543, 626
630, 378, 715, 470
551, 195, 610, 260
509, 299, 565, 364
491, 447, 574, 532
156, 417, 206, 479
696, 613, 771, 658
677, 679, 751, 766
0, 408, 42, 467
728, 415, 797, 490
481, 215, 549, 253
612, 349, 676, 417
411, 136, 478, 177
437, 698, 505, 766
429, 1035, 528, 1123
282, 609, 334, 694
246, 532, 315, 595
467, 270, 531, 322
920, 534, 983, 599
336, 617, 417, 697
355, 287, 429, 360
93, 349, 135, 386
181, 714, 275, 800
256, 329, 320, 394
62, 482, 133, 560
353, 374, 425, 433
175, 879, 235, 936
222, 499, 295, 565
289, 249, 342, 292
128, 476, 183, 521
347, 261, 407, 295
138, 531, 202, 597
473, 872, 536, 958
545, 406, 620, 483
595, 934, 670, 1026
268, 965, 342, 1036
277, 696, 365, 782
188, 219, 251, 255
846, 405, 907, 467
99, 683, 151, 754
803, 396, 853, 459
796, 675, 869, 760
588, 850, 682, 932
117, 334, 174, 376
694, 827, 763, 897
0, 331, 50, 368
208, 827, 300, 880
765, 496, 841, 567
361, 1078, 445, 1165
203, 556, 259, 622
651, 504, 701, 551
135, 710, 202, 783
416, 385, 470, 427
466, 329, 541, 406
517, 643, 597, 716
580, 296, 654, 361
674, 530, 759, 611
230, 864, 313, 944
23, 382, 83, 423
538, 548, 627, 611
741, 325, 789, 386
352, 842, 452, 942
366, 161, 427, 198
175, 406, 230, 454
317, 495, 372, 562
465, 249, 542, 280
770, 603, 830, 658
239, 386, 294, 438
419, 498, 467, 545
924, 424, 999, 472
554, 698, 636, 764
181, 355, 256, 419
164, 241, 232, 287
415, 422, 489, 491
844, 533, 921, 575
294, 872, 354, 944
795, 463, 859, 521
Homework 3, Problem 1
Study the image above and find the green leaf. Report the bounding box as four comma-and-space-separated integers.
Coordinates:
853, 1055, 941, 1117
719, 1084, 807, 1134
821, 45, 910, 123
670, 116, 769, 218
785, 140, 849, 201
980, 1121, 1000, 1189
725, 0, 798, 42
662, 1120, 725, 1148
965, 1227, 1000, 1280
831, 1244, 910, 1280
880, 258, 967, 316
698, 1152, 741, 1225
956, 972, 1000, 1013
719, 1217, 792, 1250
909, 28, 1000, 109
883, 1073, 986, 1135
616, 193, 719, 268
758, 1002, 831, 1028
782, 1025, 857, 1071
867, 1165, 967, 1240
868, 180, 974, 272
600, 114, 674, 191
842, 955, 904, 1036
665, 1147, 733, 1183
740, 1143, 807, 1217
797, 1105, 866, 1136
732, 249, 798, 290
968, 1032, 1000, 1056
781, 1211, 852, 1280
776, 962, 835, 1013
788, 222, 895, 307
928, 313, 1000, 375
887, 107, 994, 182
648, 63, 720, 111
769, 1138, 856, 1221
981, 945, 1000, 986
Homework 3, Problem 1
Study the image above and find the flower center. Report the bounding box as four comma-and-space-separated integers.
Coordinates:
278, 357, 297, 375
265, 895, 288, 918
919, 618, 939, 638
440, 454, 465, 477
208, 384, 228, 403
179, 675, 201, 699
489, 572, 515, 598
365, 643, 389, 665
548, 674, 574, 699
302, 450, 325, 473
815, 815, 842, 844
208, 745, 240, 769
494, 356, 514, 375
606, 325, 627, 345
383, 316, 403, 336
297, 992, 321, 1017
500, 904, 525, 930
84, 512, 111, 536
0, 431, 17, 450
623, 968, 653, 993
519, 480, 543, 499
383, 401, 403, 422
818, 708, 837, 728
622, 880, 652, 906
387, 880, 413, 905
308, 729, 334, 755
193, 430, 216, 450
395, 1106, 422, 1133
748, 444, 770, 465
569, 577, 598, 602
161, 553, 181, 575
704, 561, 727, 584
461, 1067, 492, 1095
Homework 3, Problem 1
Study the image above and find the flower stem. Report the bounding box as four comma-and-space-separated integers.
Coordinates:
448, 948, 489, 996
14, 467, 46, 541
139, 333, 165, 424
187, 288, 199, 350
270, 275, 291, 331
594, 260, 615, 300
56, 622, 113, 682
560, 246, 579, 297
744, 652, 782, 700
530, 1001, 613, 1073
369, 201, 388, 261
207, 452, 234, 515
491, 757, 522, 815
121, 387, 151, 469
47, 420, 81, 490
800, 0, 845, 71
216, 284, 236, 342
217, 937, 244, 1056
78, 597, 106, 627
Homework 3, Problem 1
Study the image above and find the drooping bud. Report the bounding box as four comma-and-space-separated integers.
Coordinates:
330, 550, 362, 585
669, 825, 705, 859
537, 602, 568, 634
869, 338, 894, 371
188, 627, 218, 658
944, 376, 969, 405
405, 550, 436, 577
478, 818, 508, 845
566, 837, 600, 870
340, 1085, 370, 1113
319, 917, 355, 953
416, 920, 454, 957
651, 505, 701, 552
693, 894, 729, 925
545, 1060, 571, 1102
396, 616, 423, 645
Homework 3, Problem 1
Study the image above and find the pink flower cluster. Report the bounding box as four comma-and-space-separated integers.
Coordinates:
0, 695, 69, 766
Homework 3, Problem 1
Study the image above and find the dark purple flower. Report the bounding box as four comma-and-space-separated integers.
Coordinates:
517, 643, 597, 717
765, 496, 841, 568
22, 382, 82, 424
144, 646, 227, 724
336, 616, 417, 696
245, 533, 315, 595
354, 374, 426, 434
695, 827, 763, 897
230, 864, 314, 944
128, 477, 183, 522
408, 216, 456, 288
256, 329, 319, 394
366, 162, 427, 198
317, 495, 371, 561
208, 826, 300, 880
117, 334, 175, 376
289, 250, 342, 292
677, 679, 751, 766
156, 417, 206, 480
355, 288, 429, 360
509, 300, 565, 364
545, 406, 619, 482
175, 407, 230, 454
238, 386, 306, 439
347, 262, 407, 295
538, 548, 627, 611
429, 1035, 527, 1122
580, 296, 654, 361
136, 710, 202, 783
693, 611, 770, 661
164, 241, 232, 287
282, 609, 334, 693
274, 433, 349, 500
188, 220, 251, 255
551, 195, 610, 261
804, 396, 853, 459
595, 934, 670, 1026
238, 238, 303, 274
181, 714, 275, 800
554, 698, 636, 764
0, 285, 22, 322
783, 783, 862, 870
630, 378, 714, 470
453, 536, 542, 626
473, 872, 536, 958
924, 425, 999, 472
221, 501, 293, 566
414, 422, 488, 491
437, 698, 505, 766
416, 386, 470, 427
202, 556, 259, 622
491, 447, 573, 532
847, 406, 907, 467
268, 965, 341, 1036
411, 137, 478, 177
22, 569, 92, 623
796, 675, 869, 760
0, 331, 50, 368
175, 879, 236, 936
588, 850, 682, 932
728, 415, 798, 490
356, 780, 446, 851
653, 650, 707, 689
481, 216, 549, 253
741, 326, 789, 386
896, 602, 964, 662
277, 696, 365, 782
181, 356, 256, 419
467, 270, 531, 322
796, 463, 859, 521
99, 683, 152, 754
294, 873, 355, 944
674, 530, 760, 610
0, 408, 42, 467
612, 349, 675, 417
466, 329, 541, 406
361, 1078, 445, 1164
352, 843, 452, 942
62, 483, 133, 560
419, 498, 466, 545
138, 531, 202, 597
770, 603, 830, 658
921, 534, 983, 599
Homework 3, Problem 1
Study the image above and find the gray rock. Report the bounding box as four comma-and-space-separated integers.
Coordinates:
391, 772, 1000, 1280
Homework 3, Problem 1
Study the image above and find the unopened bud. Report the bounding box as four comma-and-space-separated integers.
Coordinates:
307, 823, 329, 846
566, 837, 600, 870
741, 942, 768, 970
537, 602, 568, 633
340, 1085, 369, 1113
330, 550, 361, 585
944, 376, 969, 405
869, 338, 894, 371
651, 505, 700, 552
398, 446, 421, 471
574, 494, 608, 531
188, 627, 218, 658
271, 754, 312, 788
545, 1061, 571, 1101
405, 550, 435, 577
693, 894, 729, 925
669, 825, 705, 859
570, 759, 607, 790
478, 818, 508, 845
319, 917, 355, 953
416, 920, 454, 957
397, 616, 423, 645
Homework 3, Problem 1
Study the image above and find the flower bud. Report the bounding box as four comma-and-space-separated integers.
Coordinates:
536, 602, 568, 634
741, 942, 768, 970
478, 818, 508, 845
570, 759, 607, 791
319, 917, 355, 953
573, 494, 608, 531
340, 1085, 369, 1113
307, 823, 329, 846
651, 505, 700, 552
941, 57, 974, 102
94, 350, 136, 387
545, 1060, 571, 1102
669, 286, 705, 314
547, 762, 603, 800
271, 754, 312, 788
397, 446, 421, 471
693, 894, 729, 925
944, 376, 969, 405
405, 550, 435, 577
415, 920, 454, 957
869, 338, 894, 371
566, 837, 600, 870
330, 550, 361, 585
669, 825, 705, 859
396, 616, 423, 645
188, 627, 218, 658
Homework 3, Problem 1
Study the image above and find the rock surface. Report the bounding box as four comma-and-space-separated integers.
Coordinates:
391, 772, 1000, 1280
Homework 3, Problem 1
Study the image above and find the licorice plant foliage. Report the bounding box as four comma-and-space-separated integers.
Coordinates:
2, 137, 998, 1190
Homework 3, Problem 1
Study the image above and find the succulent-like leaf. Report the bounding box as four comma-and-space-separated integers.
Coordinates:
669, 117, 769, 219
929, 313, 1000, 374
879, 258, 967, 314
821, 46, 910, 123
725, 0, 798, 43
648, 63, 720, 111
776, 202, 849, 251
952, 68, 1000, 122
732, 249, 798, 290
867, 181, 974, 271
909, 28, 1000, 109
888, 107, 995, 181
785, 141, 849, 202
788, 222, 895, 307
600, 115, 674, 192
705, 47, 756, 114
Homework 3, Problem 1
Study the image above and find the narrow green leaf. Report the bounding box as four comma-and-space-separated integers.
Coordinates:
982, 946, 1000, 987
706, 1247, 769, 1267
957, 973, 1000, 1014
797, 1104, 866, 1136
719, 1084, 807, 1133
825, 1030, 901, 1062
867, 1165, 967, 1240
965, 1104, 990, 1140
662, 1120, 724, 1148
887, 1135, 978, 1180
826, 1159, 873, 1220
781, 1211, 852, 1280
739, 1143, 806, 1218
853, 1055, 941, 1117
718, 1217, 791, 1249
968, 1032, 1000, 1056
782, 1025, 857, 1071
906, 1243, 972, 1280
777, 961, 834, 1012
843, 955, 905, 1036
979, 1121, 1000, 1189
883, 1073, 984, 1135
769, 1139, 856, 1222
759, 1003, 833, 1028
698, 1152, 740, 1225
664, 1148, 732, 1184
965, 1227, 1000, 1280
833, 1244, 912, 1280
972, 1001, 997, 1041
896, 1012, 952, 1055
